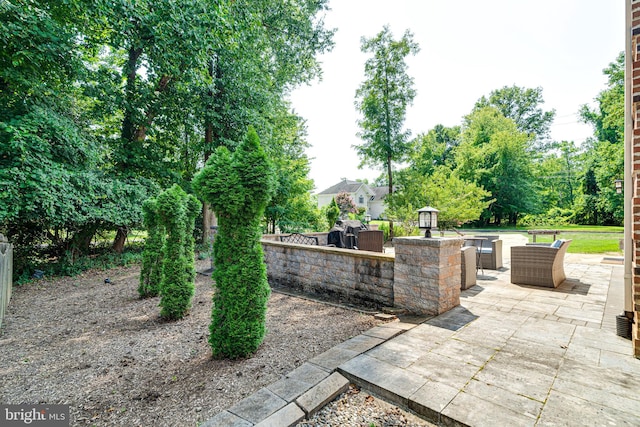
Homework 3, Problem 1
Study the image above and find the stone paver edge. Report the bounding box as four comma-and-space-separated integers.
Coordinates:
200, 321, 414, 426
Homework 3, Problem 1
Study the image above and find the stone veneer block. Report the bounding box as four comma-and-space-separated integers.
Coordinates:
253, 402, 305, 427
227, 388, 287, 424
262, 239, 395, 309
201, 410, 252, 427
393, 237, 462, 316
295, 372, 350, 418
267, 362, 330, 402
338, 354, 428, 407
308, 347, 360, 372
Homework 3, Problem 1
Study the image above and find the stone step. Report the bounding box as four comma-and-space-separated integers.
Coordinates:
254, 402, 305, 427
296, 372, 350, 418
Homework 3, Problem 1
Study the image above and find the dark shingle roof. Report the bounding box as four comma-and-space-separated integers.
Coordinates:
372, 186, 390, 200
318, 180, 367, 195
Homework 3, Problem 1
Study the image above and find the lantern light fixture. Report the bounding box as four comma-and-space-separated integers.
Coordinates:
615, 179, 623, 194
418, 206, 439, 238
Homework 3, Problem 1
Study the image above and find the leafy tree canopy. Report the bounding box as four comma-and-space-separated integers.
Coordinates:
580, 52, 624, 145
354, 25, 419, 237
456, 107, 538, 225
474, 85, 555, 149
335, 191, 357, 217
354, 25, 419, 170
263, 105, 320, 233
577, 52, 624, 225
407, 125, 461, 176
388, 166, 491, 231
1, 0, 335, 272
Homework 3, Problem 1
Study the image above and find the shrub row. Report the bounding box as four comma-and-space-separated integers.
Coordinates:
139, 184, 201, 320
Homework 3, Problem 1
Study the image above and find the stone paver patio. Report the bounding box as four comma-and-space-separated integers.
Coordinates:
206, 234, 640, 426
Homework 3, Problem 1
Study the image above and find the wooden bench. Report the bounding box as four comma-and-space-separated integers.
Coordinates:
279, 233, 319, 245
527, 230, 560, 243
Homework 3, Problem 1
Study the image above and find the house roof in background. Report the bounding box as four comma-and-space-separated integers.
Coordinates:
318, 179, 373, 195
372, 186, 390, 200
317, 180, 392, 201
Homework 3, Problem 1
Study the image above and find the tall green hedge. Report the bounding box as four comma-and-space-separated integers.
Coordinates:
138, 198, 165, 298
193, 127, 274, 358
156, 184, 201, 320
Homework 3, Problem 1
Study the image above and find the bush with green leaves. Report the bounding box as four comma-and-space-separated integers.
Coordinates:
519, 207, 574, 228
374, 220, 412, 241
138, 198, 165, 298
325, 198, 340, 229
348, 206, 367, 222
156, 184, 201, 320
193, 127, 274, 358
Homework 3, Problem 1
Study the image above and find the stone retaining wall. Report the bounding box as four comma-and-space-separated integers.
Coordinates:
394, 237, 462, 315
262, 236, 463, 315
262, 240, 395, 309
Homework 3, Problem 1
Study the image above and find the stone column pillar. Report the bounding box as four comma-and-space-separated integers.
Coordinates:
393, 236, 463, 316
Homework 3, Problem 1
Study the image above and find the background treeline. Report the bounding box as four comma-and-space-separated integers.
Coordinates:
382, 54, 624, 233
0, 0, 331, 278
0, 1, 623, 279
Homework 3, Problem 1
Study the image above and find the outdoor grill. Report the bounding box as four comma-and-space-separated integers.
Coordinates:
327, 220, 367, 249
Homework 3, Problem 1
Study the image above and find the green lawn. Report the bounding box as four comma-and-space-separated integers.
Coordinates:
518, 232, 623, 254
348, 221, 623, 255
441, 225, 624, 255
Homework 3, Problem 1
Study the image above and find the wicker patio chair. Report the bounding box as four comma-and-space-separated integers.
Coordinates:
461, 245, 477, 290
463, 235, 503, 270
510, 239, 572, 288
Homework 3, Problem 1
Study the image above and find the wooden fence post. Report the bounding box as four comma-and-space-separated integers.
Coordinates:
0, 233, 13, 329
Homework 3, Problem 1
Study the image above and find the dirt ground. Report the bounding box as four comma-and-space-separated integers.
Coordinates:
0, 261, 381, 426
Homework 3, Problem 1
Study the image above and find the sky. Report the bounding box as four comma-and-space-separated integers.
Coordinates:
287, 0, 624, 194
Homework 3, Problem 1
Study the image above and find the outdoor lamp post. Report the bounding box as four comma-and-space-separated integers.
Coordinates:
365, 214, 371, 224
615, 179, 623, 194
418, 206, 439, 238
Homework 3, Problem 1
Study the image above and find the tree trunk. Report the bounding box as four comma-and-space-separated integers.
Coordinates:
509, 212, 518, 226
202, 204, 217, 243
201, 53, 223, 244
112, 227, 128, 254
202, 84, 216, 243
70, 225, 97, 258
387, 156, 394, 240
120, 46, 171, 163
133, 75, 171, 142
121, 47, 143, 145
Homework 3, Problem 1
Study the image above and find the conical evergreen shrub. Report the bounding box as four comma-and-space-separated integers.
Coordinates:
156, 184, 201, 320
193, 127, 274, 358
139, 198, 165, 298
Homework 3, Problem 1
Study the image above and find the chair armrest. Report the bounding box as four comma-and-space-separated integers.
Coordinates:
491, 239, 502, 260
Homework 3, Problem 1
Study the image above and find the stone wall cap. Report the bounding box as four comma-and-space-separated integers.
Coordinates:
393, 236, 463, 248
261, 239, 395, 261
